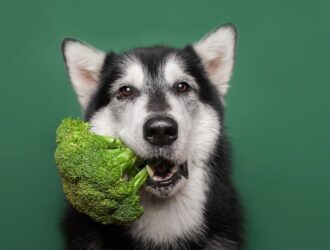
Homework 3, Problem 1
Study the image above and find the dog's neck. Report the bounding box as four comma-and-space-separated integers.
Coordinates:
128, 161, 209, 247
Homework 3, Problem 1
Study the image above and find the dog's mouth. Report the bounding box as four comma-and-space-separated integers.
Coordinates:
143, 159, 188, 198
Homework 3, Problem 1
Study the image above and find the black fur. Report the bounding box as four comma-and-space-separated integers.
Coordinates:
146, 88, 170, 112
62, 42, 243, 250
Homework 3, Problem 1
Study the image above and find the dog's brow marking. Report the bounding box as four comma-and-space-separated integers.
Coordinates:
163, 56, 198, 89
163, 56, 186, 86
123, 62, 145, 89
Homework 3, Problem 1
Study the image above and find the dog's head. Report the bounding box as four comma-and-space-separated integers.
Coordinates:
62, 25, 236, 198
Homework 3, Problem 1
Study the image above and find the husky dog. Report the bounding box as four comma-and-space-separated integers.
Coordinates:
61, 24, 243, 250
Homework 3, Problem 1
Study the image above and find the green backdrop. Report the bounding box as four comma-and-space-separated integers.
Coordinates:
1, 0, 329, 249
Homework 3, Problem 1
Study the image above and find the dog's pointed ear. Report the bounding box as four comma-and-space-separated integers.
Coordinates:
193, 24, 237, 96
62, 38, 106, 109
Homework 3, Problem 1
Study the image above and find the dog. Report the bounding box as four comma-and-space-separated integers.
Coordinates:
60, 24, 243, 250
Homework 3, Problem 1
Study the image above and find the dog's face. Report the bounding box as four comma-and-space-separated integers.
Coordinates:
62, 25, 236, 198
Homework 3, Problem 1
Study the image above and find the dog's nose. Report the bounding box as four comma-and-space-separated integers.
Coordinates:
143, 117, 178, 146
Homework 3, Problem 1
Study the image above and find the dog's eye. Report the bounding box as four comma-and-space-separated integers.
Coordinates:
119, 86, 134, 97
175, 82, 190, 94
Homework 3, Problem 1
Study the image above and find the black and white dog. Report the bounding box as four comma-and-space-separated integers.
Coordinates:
61, 24, 243, 250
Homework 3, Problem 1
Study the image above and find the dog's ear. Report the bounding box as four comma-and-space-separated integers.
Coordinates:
193, 24, 237, 96
62, 38, 106, 110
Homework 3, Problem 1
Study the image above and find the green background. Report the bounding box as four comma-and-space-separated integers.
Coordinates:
1, 0, 329, 249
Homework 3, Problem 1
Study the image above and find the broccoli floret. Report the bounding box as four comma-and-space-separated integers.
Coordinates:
54, 118, 148, 224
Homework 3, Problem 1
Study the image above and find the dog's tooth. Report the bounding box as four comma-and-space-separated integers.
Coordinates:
146, 165, 154, 177
171, 165, 179, 173
153, 176, 161, 181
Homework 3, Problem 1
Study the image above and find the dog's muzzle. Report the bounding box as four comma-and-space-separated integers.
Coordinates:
142, 116, 187, 197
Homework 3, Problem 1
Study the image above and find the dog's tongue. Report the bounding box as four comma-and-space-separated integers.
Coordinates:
155, 163, 166, 172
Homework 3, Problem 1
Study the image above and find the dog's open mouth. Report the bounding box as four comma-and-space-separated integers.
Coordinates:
143, 159, 188, 197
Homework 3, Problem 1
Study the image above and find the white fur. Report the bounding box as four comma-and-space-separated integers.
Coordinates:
187, 104, 221, 169
62, 40, 105, 109
117, 95, 149, 151
193, 25, 236, 96
125, 63, 145, 89
89, 95, 157, 160
89, 96, 149, 150
89, 107, 118, 137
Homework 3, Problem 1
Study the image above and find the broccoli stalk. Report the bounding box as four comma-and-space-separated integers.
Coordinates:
54, 118, 148, 224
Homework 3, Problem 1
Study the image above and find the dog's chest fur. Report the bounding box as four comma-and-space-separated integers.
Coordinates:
129, 165, 208, 247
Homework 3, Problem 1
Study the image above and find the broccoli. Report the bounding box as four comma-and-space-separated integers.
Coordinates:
54, 118, 148, 225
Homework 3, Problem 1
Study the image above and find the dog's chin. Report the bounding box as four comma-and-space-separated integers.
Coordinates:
143, 160, 189, 198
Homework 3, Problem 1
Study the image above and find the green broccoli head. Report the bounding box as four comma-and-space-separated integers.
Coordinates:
54, 118, 148, 224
